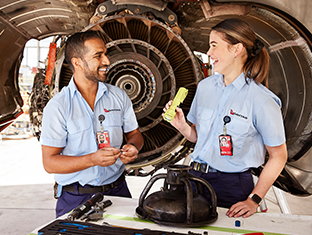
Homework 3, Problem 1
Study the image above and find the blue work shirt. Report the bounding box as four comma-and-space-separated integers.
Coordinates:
187, 73, 286, 172
40, 78, 138, 186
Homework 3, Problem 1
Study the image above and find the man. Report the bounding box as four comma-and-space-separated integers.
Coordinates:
98, 134, 106, 144
40, 31, 144, 218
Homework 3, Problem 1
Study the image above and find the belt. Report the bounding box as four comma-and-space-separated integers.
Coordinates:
191, 162, 218, 173
62, 173, 125, 194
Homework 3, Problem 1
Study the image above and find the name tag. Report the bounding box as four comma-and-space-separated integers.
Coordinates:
219, 134, 233, 156
97, 131, 110, 149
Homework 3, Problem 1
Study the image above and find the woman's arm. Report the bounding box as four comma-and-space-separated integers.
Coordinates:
226, 142, 287, 218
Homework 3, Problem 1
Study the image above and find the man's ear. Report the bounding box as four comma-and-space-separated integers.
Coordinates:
72, 57, 83, 71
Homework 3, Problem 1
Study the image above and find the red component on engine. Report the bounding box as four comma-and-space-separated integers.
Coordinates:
44, 42, 57, 85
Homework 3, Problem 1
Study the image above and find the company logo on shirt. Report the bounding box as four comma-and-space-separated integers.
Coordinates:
104, 108, 121, 113
230, 109, 247, 119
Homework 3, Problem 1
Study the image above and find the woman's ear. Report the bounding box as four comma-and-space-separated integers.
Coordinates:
234, 43, 244, 58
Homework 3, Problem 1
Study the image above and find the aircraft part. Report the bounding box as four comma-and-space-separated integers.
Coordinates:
28, 69, 49, 139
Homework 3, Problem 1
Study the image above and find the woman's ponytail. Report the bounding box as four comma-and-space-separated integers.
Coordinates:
244, 43, 270, 87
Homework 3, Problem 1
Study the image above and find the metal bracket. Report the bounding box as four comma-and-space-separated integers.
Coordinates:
273, 186, 292, 214
95, 1, 178, 26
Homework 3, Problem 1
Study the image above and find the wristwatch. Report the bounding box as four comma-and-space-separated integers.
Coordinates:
128, 142, 138, 150
249, 193, 262, 205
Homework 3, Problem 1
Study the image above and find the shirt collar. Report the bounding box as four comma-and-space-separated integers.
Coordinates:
232, 72, 247, 91
214, 74, 223, 88
96, 81, 107, 102
215, 72, 247, 91
68, 77, 108, 99
68, 77, 78, 98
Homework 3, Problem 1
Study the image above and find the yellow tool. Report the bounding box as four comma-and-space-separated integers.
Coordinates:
163, 87, 188, 122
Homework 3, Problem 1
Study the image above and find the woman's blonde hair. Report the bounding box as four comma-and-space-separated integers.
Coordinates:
212, 18, 269, 87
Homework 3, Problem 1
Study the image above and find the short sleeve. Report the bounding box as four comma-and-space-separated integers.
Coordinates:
122, 91, 139, 133
187, 86, 199, 124
40, 99, 67, 147
254, 97, 286, 147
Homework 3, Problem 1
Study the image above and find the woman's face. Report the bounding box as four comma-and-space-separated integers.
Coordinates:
207, 30, 236, 76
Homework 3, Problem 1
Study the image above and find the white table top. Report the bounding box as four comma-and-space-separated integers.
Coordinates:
30, 195, 312, 235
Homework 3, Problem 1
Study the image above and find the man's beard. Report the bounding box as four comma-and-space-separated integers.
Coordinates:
82, 59, 107, 83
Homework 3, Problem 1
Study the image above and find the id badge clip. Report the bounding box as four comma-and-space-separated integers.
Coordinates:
97, 114, 110, 149
219, 116, 233, 156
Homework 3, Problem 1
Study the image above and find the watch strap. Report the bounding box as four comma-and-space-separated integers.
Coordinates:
128, 142, 138, 150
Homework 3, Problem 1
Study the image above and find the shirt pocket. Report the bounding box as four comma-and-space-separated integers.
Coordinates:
197, 107, 214, 121
102, 113, 123, 147
226, 118, 250, 155
67, 116, 90, 134
197, 108, 214, 136
104, 113, 123, 127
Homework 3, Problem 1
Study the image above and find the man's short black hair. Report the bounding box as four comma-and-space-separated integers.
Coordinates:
65, 31, 103, 72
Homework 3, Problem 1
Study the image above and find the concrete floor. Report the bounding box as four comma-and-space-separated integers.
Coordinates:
0, 137, 311, 235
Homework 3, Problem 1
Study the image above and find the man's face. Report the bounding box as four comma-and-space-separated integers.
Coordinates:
81, 38, 110, 83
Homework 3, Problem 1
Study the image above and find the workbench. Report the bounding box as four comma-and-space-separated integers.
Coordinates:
30, 195, 312, 235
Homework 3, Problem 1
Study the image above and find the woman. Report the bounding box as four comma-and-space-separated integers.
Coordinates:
163, 18, 287, 218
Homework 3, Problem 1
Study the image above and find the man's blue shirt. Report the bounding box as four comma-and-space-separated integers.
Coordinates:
40, 78, 138, 186
187, 73, 286, 172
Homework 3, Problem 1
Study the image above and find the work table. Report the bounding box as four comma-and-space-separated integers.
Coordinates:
30, 195, 312, 235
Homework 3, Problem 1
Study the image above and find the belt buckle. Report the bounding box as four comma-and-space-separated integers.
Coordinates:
101, 185, 108, 192
193, 162, 209, 173
101, 182, 115, 192
200, 163, 209, 173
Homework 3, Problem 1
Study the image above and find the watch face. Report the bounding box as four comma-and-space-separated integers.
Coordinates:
251, 194, 262, 204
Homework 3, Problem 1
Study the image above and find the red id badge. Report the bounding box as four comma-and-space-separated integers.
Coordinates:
219, 135, 233, 156
97, 131, 110, 149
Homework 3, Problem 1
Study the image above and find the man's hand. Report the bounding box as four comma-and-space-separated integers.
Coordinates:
119, 143, 138, 164
226, 198, 258, 218
91, 147, 120, 167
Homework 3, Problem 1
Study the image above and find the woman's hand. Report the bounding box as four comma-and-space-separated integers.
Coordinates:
163, 100, 187, 130
162, 100, 197, 143
226, 198, 258, 218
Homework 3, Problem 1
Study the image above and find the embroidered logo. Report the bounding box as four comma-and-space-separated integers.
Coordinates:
230, 109, 247, 119
104, 108, 121, 113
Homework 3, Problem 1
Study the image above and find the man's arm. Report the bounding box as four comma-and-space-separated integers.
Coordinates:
42, 145, 121, 174
120, 128, 144, 164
